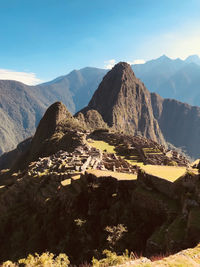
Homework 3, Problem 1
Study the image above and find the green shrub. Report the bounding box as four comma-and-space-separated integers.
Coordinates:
2, 252, 70, 267
92, 249, 130, 267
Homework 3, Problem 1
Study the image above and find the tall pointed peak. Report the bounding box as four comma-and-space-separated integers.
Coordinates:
157, 54, 171, 61
77, 61, 165, 145
108, 62, 135, 76
87, 61, 138, 114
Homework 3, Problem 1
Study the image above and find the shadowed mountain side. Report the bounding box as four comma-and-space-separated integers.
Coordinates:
77, 62, 165, 145
0, 137, 32, 171
151, 93, 200, 159
10, 102, 86, 171
76, 109, 108, 130
0, 80, 46, 154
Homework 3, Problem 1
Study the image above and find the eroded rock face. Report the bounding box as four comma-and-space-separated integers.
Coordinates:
78, 62, 165, 145
76, 109, 108, 130
151, 93, 200, 159
32, 101, 72, 145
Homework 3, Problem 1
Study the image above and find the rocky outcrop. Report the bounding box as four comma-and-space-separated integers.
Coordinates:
151, 93, 200, 158
30, 101, 72, 148
77, 62, 166, 145
10, 102, 86, 171
76, 109, 108, 130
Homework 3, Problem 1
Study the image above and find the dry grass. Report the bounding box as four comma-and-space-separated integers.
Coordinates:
87, 139, 116, 154
86, 169, 137, 180
141, 165, 187, 182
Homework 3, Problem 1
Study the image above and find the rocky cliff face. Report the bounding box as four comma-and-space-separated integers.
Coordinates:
78, 62, 165, 145
151, 93, 200, 159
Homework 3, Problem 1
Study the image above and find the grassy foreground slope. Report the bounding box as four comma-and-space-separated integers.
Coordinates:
2, 244, 200, 266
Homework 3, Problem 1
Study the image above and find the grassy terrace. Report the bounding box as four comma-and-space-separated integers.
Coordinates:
87, 139, 116, 154
87, 139, 190, 182
141, 165, 187, 182
88, 139, 143, 165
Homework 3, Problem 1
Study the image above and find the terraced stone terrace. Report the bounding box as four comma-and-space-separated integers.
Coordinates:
86, 169, 137, 180
24, 130, 195, 189
88, 131, 189, 167
28, 143, 138, 185
87, 135, 192, 182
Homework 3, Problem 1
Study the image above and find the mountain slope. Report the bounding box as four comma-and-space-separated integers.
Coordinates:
41, 67, 107, 113
0, 80, 47, 154
77, 62, 165, 145
0, 67, 106, 155
151, 93, 200, 158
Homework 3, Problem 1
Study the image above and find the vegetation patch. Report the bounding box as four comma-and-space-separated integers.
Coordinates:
88, 139, 116, 154
2, 252, 70, 267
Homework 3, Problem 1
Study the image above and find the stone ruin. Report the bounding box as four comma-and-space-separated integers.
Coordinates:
88, 131, 190, 167
28, 143, 138, 180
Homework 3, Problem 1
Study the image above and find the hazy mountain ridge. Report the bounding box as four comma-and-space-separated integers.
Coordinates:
0, 54, 200, 156
0, 67, 107, 155
133, 54, 200, 106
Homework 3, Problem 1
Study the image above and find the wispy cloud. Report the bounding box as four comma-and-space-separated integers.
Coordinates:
104, 59, 116, 69
130, 59, 146, 65
0, 69, 42, 85
104, 58, 146, 69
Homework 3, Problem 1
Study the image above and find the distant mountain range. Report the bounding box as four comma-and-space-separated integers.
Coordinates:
0, 54, 200, 156
133, 54, 200, 106
0, 68, 106, 154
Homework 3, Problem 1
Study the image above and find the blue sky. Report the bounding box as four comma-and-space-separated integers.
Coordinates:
0, 0, 200, 84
